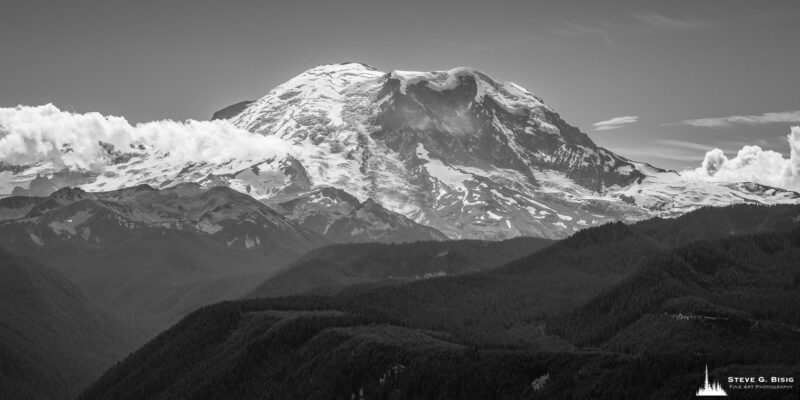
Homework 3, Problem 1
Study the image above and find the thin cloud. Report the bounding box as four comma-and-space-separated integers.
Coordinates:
631, 12, 712, 30
617, 139, 735, 162
415, 35, 543, 51
608, 146, 702, 162
592, 115, 639, 131
415, 36, 481, 50
555, 21, 605, 37
552, 12, 712, 46
653, 139, 717, 151
553, 19, 617, 46
671, 110, 800, 128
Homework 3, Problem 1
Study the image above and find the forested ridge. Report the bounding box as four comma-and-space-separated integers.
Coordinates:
0, 249, 143, 400
248, 237, 553, 298
81, 204, 800, 399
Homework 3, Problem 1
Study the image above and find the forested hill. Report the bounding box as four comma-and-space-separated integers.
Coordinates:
0, 248, 143, 400
81, 204, 800, 400
247, 237, 553, 298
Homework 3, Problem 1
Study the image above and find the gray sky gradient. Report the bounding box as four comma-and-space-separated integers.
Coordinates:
1, 0, 798, 170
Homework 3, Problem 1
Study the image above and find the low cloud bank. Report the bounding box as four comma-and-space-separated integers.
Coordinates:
0, 104, 288, 171
684, 126, 800, 191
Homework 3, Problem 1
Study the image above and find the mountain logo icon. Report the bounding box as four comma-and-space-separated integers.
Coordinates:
696, 365, 727, 397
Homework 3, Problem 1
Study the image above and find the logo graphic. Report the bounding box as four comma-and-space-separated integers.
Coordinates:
696, 365, 727, 397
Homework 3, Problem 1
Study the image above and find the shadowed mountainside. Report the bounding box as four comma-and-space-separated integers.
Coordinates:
247, 237, 553, 297
80, 204, 800, 399
0, 248, 144, 400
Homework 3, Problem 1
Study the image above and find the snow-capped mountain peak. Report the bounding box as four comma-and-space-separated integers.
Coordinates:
3, 62, 799, 239
231, 62, 385, 136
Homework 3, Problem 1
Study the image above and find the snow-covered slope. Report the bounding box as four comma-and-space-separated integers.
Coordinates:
272, 186, 448, 243
220, 62, 800, 238
0, 184, 325, 252
4, 62, 800, 239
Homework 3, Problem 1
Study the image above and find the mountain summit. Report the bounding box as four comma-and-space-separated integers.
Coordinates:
232, 63, 648, 190
3, 63, 799, 239
214, 62, 799, 238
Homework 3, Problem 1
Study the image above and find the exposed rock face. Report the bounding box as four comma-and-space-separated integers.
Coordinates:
210, 100, 253, 120
274, 186, 448, 243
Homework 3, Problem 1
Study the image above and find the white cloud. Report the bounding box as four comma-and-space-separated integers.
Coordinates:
553, 13, 711, 46
682, 126, 800, 191
674, 110, 800, 128
553, 19, 617, 46
0, 104, 289, 171
631, 12, 712, 30
592, 115, 639, 131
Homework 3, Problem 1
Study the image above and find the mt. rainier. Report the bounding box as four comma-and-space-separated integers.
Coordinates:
214, 62, 799, 238
3, 62, 799, 239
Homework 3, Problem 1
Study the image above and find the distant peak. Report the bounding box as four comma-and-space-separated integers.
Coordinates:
50, 186, 86, 198
133, 184, 157, 191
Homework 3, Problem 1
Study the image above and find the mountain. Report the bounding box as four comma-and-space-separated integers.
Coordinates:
246, 237, 552, 297
270, 186, 448, 243
79, 204, 800, 400
0, 248, 142, 400
0, 184, 327, 332
5, 63, 799, 240
218, 62, 800, 239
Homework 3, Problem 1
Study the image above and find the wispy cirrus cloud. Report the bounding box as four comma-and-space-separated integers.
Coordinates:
610, 139, 719, 163
608, 146, 702, 162
553, 12, 714, 45
592, 115, 639, 131
554, 20, 618, 37
653, 139, 718, 152
631, 12, 713, 30
415, 36, 479, 50
670, 110, 800, 128
552, 19, 620, 45
415, 34, 543, 51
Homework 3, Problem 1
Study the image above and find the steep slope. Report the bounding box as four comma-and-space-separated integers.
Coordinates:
0, 248, 142, 400
210, 100, 253, 120
271, 186, 448, 243
0, 185, 327, 331
247, 237, 552, 297
5, 63, 799, 240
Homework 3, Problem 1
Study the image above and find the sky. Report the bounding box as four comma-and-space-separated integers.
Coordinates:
1, 0, 799, 171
